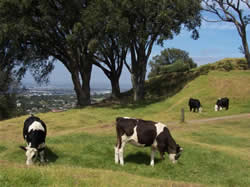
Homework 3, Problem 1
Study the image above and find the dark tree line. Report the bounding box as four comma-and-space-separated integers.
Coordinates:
0, 0, 202, 107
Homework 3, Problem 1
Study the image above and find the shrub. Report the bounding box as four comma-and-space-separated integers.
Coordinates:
160, 60, 190, 74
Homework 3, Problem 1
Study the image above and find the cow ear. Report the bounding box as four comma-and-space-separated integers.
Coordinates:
19, 146, 27, 151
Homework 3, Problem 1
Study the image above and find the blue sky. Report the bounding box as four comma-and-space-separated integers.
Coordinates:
23, 18, 249, 88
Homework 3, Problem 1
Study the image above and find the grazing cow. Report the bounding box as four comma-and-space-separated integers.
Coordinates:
215, 97, 229, 111
20, 115, 47, 165
189, 98, 202, 112
114, 117, 183, 166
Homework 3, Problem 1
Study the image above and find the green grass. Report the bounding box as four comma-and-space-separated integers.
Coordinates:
1, 122, 250, 186
1, 70, 250, 186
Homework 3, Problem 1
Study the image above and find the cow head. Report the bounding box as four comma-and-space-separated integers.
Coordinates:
214, 104, 219, 111
20, 146, 38, 165
168, 144, 183, 164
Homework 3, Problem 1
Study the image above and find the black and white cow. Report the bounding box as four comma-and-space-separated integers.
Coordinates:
188, 98, 202, 112
20, 115, 47, 165
114, 117, 183, 166
215, 97, 229, 111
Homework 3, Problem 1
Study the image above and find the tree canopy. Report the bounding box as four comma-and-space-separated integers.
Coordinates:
148, 48, 197, 78
0, 0, 95, 106
0, 0, 202, 106
103, 0, 202, 101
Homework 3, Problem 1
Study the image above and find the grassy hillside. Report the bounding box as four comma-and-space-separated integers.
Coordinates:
1, 67, 250, 186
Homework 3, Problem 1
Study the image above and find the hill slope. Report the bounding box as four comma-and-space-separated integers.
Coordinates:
1, 68, 250, 186
148, 70, 250, 122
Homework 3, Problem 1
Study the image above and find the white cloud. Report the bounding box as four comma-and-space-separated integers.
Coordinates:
201, 20, 236, 30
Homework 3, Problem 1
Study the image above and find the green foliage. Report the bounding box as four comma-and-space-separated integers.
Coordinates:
145, 70, 199, 98
197, 58, 248, 74
145, 58, 248, 101
160, 60, 191, 73
0, 0, 94, 106
148, 48, 197, 78
92, 0, 202, 101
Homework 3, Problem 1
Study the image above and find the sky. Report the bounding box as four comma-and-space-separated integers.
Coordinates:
22, 13, 249, 89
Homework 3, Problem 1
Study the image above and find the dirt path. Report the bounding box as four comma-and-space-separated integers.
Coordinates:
53, 113, 250, 136
168, 113, 250, 126
1, 113, 250, 138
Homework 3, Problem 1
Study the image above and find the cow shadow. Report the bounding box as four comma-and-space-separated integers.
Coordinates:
125, 152, 162, 165
45, 147, 58, 163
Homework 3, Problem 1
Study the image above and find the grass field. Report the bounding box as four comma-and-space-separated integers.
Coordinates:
1, 70, 250, 186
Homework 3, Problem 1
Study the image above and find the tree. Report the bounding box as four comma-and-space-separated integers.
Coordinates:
0, 30, 21, 119
115, 0, 202, 101
92, 37, 128, 98
84, 1, 129, 98
0, 63, 17, 120
203, 0, 250, 68
148, 48, 197, 78
0, 0, 94, 107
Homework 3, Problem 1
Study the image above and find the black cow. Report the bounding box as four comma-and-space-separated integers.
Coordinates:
114, 117, 183, 166
215, 97, 229, 111
20, 115, 47, 165
189, 98, 202, 112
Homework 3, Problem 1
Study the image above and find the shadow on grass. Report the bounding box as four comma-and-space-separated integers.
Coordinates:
91, 74, 198, 110
45, 147, 58, 163
125, 152, 162, 165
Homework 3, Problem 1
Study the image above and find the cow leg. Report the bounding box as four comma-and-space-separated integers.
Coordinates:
39, 150, 46, 163
118, 142, 126, 166
157, 144, 165, 160
118, 135, 128, 166
115, 132, 122, 164
150, 147, 156, 166
114, 146, 119, 164
114, 139, 119, 164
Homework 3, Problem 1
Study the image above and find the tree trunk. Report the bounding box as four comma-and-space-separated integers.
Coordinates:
246, 52, 250, 69
71, 70, 91, 107
132, 77, 145, 101
110, 76, 121, 98
94, 63, 122, 99
131, 61, 146, 102
241, 28, 250, 68
242, 37, 250, 69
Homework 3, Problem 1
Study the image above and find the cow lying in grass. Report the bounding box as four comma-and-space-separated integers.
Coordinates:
20, 115, 47, 165
114, 117, 183, 166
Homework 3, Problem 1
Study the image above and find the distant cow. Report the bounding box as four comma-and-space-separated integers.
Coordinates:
20, 115, 47, 165
215, 97, 229, 111
114, 117, 183, 166
189, 98, 202, 112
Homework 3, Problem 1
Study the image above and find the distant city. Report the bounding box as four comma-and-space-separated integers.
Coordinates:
21, 81, 132, 96
16, 82, 131, 115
